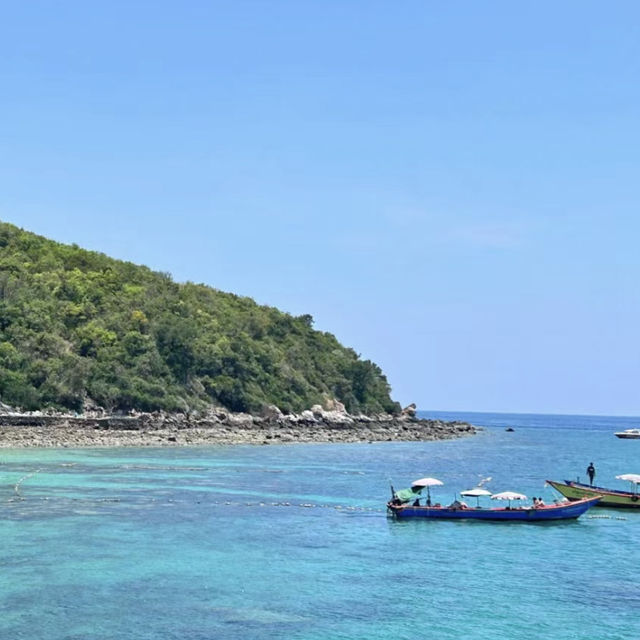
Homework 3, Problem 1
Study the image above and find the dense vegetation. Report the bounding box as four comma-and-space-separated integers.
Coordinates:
0, 222, 400, 416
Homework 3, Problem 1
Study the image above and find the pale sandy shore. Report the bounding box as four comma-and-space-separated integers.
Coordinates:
0, 409, 477, 448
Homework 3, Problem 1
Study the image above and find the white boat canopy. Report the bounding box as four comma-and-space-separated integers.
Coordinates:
616, 474, 640, 484
460, 488, 492, 497
411, 477, 444, 488
491, 491, 527, 501
461, 487, 492, 506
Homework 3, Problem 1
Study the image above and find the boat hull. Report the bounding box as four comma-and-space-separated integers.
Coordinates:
387, 496, 600, 521
615, 433, 640, 439
547, 479, 640, 508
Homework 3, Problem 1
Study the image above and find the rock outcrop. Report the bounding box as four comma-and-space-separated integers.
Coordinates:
0, 404, 477, 448
402, 403, 417, 417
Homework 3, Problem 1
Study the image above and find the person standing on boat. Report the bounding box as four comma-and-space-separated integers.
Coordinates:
586, 462, 596, 486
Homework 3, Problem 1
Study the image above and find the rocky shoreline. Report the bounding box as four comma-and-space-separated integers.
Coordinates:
0, 404, 477, 448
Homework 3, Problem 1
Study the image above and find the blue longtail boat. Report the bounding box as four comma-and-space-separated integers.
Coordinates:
387, 478, 601, 522
387, 496, 601, 521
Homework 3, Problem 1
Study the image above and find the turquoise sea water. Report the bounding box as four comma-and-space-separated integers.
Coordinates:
1, 411, 640, 639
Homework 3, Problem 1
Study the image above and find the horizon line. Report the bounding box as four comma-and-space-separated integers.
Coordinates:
420, 408, 640, 420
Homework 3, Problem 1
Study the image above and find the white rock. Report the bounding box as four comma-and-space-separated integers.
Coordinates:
261, 404, 283, 420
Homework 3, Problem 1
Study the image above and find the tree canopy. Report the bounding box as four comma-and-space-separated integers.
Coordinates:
0, 221, 400, 415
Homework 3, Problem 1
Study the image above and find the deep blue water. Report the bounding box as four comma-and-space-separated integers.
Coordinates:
1, 411, 640, 639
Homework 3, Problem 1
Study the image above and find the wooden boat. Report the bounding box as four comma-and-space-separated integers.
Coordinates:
614, 429, 640, 439
547, 479, 640, 508
387, 496, 600, 521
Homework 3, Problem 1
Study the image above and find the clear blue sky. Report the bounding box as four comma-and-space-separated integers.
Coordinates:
1, 2, 639, 415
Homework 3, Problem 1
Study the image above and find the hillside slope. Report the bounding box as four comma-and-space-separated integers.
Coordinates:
0, 222, 400, 415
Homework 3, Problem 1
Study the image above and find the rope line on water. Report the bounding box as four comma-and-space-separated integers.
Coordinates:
2, 492, 631, 519
13, 469, 42, 500
3, 492, 385, 512
2, 467, 630, 517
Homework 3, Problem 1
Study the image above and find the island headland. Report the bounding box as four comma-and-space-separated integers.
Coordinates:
0, 222, 476, 447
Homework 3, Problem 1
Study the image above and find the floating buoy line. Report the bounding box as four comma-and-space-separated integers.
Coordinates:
188, 500, 385, 512
3, 493, 385, 512
2, 468, 631, 517
2, 494, 632, 519
12, 468, 42, 499
212, 501, 385, 512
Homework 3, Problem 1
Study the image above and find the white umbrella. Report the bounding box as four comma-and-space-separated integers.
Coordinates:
461, 487, 492, 507
615, 474, 640, 484
411, 477, 443, 504
491, 491, 527, 508
616, 474, 640, 494
411, 477, 444, 488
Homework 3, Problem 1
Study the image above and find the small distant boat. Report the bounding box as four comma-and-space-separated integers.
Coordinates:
614, 429, 640, 439
388, 478, 600, 521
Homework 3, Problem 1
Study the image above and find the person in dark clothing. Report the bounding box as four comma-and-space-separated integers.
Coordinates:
587, 462, 596, 486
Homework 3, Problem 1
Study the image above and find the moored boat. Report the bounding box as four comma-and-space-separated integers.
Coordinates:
614, 429, 640, 439
388, 478, 600, 521
387, 496, 601, 521
547, 476, 640, 508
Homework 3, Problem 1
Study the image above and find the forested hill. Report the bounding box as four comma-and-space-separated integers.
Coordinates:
0, 222, 400, 416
